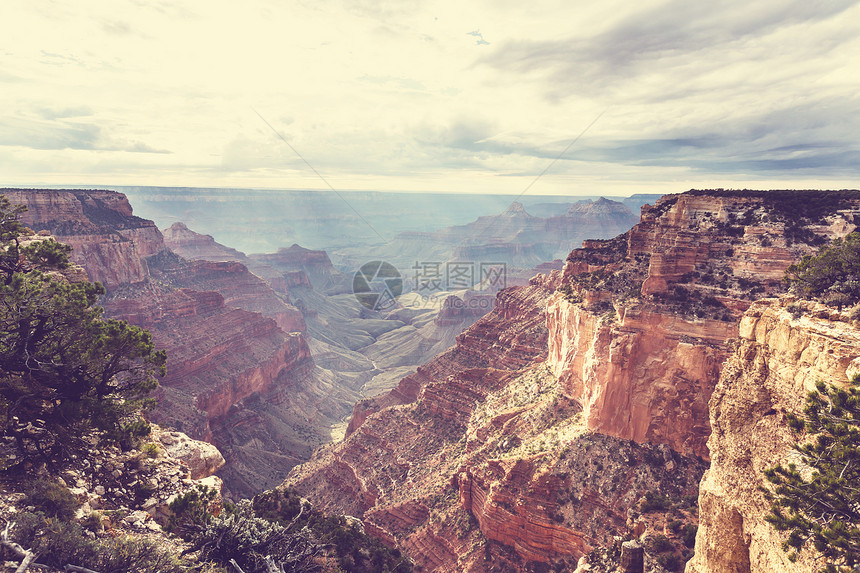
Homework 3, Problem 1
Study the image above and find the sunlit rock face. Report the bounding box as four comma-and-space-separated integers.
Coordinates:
283, 190, 860, 570
3, 188, 324, 498
549, 190, 860, 459
6, 188, 163, 288
687, 298, 860, 573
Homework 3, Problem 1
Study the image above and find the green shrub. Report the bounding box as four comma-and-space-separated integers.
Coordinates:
786, 302, 804, 318
107, 417, 153, 451
25, 478, 81, 521
80, 511, 103, 532
640, 491, 671, 513
786, 232, 860, 307
657, 553, 681, 571
140, 441, 162, 458
254, 488, 413, 573
190, 499, 322, 573
97, 536, 185, 573
11, 512, 97, 568
682, 523, 698, 548
647, 534, 673, 553
167, 484, 217, 539
10, 511, 185, 573
763, 376, 860, 570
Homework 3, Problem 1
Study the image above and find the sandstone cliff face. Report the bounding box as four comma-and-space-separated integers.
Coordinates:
687, 298, 860, 573
4, 189, 163, 289
546, 295, 728, 459
3, 189, 325, 498
285, 190, 860, 569
549, 191, 860, 459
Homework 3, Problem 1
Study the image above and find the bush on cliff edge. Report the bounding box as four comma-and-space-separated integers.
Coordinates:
764, 375, 860, 572
785, 232, 860, 308
0, 194, 166, 463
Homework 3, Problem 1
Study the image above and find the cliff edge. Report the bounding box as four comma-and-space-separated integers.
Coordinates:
687, 298, 860, 573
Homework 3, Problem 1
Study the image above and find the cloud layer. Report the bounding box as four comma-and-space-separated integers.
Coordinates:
1, 0, 858, 194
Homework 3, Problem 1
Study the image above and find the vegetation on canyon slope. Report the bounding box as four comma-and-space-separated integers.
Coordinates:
786, 231, 860, 308
764, 375, 860, 572
0, 194, 166, 464
1, 194, 412, 572
763, 237, 860, 571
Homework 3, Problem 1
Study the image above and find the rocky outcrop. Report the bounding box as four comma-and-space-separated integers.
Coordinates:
156, 427, 226, 480
546, 295, 728, 459
162, 221, 248, 263
3, 188, 163, 289
686, 298, 860, 573
2, 189, 326, 498
0, 424, 225, 550
550, 191, 860, 458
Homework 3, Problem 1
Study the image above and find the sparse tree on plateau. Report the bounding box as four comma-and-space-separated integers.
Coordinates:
785, 232, 860, 308
763, 375, 860, 572
0, 195, 166, 459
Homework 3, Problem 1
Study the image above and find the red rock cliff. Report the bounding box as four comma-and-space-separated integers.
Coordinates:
286, 190, 860, 570
550, 191, 860, 459
4, 188, 163, 288
2, 189, 319, 497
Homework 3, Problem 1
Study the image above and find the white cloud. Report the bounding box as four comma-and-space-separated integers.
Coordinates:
0, 0, 858, 195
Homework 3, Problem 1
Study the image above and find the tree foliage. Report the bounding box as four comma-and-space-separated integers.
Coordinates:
786, 232, 860, 308
763, 375, 860, 572
0, 194, 165, 458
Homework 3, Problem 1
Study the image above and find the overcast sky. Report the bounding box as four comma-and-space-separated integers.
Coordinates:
1, 0, 859, 196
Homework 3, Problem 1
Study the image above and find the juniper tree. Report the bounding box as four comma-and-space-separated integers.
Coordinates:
0, 194, 166, 458
764, 375, 860, 572
786, 232, 860, 308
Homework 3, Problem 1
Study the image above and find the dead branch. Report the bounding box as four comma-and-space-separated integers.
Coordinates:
15, 551, 37, 573
63, 566, 102, 573
1, 521, 28, 560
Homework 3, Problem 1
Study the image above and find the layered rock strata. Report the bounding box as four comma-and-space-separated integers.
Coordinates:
285, 282, 706, 571
3, 188, 162, 288
2, 189, 325, 498
286, 190, 860, 569
687, 298, 860, 573
550, 191, 860, 458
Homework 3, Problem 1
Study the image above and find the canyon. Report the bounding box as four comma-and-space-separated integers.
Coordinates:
6, 186, 860, 571
284, 189, 860, 571
0, 188, 507, 499
2, 189, 330, 497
